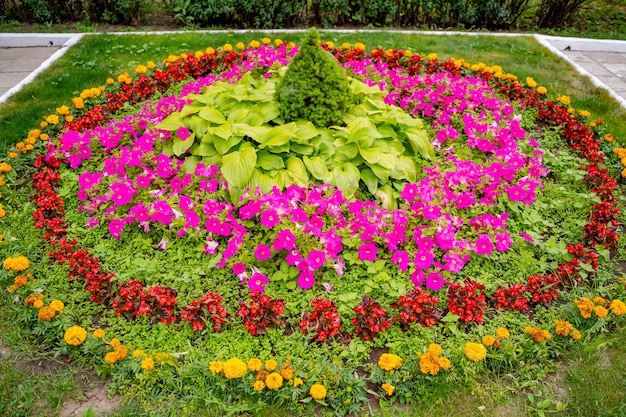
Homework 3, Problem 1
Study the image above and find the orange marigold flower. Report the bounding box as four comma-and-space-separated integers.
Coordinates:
37, 305, 55, 321
594, 305, 608, 318
247, 358, 262, 371
419, 351, 441, 375
264, 359, 278, 372
571, 329, 582, 340
49, 299, 64, 312
279, 364, 294, 380
265, 372, 283, 389
93, 328, 105, 339
575, 298, 594, 319
64, 326, 87, 346
554, 319, 573, 336
378, 353, 402, 371
310, 383, 327, 400
141, 357, 155, 370
537, 86, 547, 94
482, 335, 496, 347
381, 382, 395, 396
610, 299, 626, 316
104, 352, 118, 364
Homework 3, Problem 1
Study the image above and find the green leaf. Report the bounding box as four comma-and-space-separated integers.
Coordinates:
234, 124, 272, 142
405, 127, 435, 160
256, 151, 285, 170
221, 143, 257, 188
187, 115, 210, 138
332, 143, 359, 165
213, 135, 243, 155
285, 157, 309, 187
360, 169, 379, 195
198, 107, 226, 124
375, 184, 397, 210
390, 155, 418, 182
172, 134, 195, 156
369, 163, 389, 182
181, 156, 201, 174
192, 141, 218, 157
294, 120, 319, 141
258, 123, 297, 148
227, 106, 249, 122
290, 143, 314, 155
210, 121, 234, 139
359, 146, 380, 164
257, 102, 280, 123
155, 112, 184, 131
333, 163, 360, 197
248, 169, 276, 194
303, 156, 329, 181
377, 153, 396, 170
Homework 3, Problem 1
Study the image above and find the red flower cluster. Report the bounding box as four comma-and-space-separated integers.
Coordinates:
180, 292, 229, 332
236, 291, 285, 336
110, 280, 178, 324
298, 297, 342, 342
492, 283, 529, 311
352, 295, 390, 341
527, 273, 560, 304
390, 287, 442, 330
447, 278, 487, 324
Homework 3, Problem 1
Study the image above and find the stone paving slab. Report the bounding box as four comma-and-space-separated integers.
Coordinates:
0, 47, 62, 97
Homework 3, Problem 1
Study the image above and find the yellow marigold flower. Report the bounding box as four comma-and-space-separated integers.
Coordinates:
381, 382, 395, 396
557, 95, 571, 106
40, 133, 49, 141
72, 97, 84, 109
567, 107, 575, 114
266, 372, 283, 389
104, 352, 118, 364
25, 144, 34, 151
0, 162, 12, 172
106, 77, 115, 84
419, 351, 441, 375
209, 360, 224, 374
13, 274, 28, 286
49, 299, 64, 312
7, 152, 17, 159
571, 329, 582, 340
554, 319, 573, 337
594, 305, 608, 318
428, 52, 438, 61
575, 298, 594, 319
24, 294, 42, 305
110, 338, 121, 348
261, 37, 271, 45
33, 299, 44, 309
525, 77, 537, 88
247, 358, 262, 371
310, 383, 327, 400
354, 42, 366, 51
40, 121, 48, 128
593, 296, 605, 305
146, 61, 156, 69
223, 358, 247, 379
428, 343, 443, 356
265, 359, 278, 372
537, 86, 547, 95
38, 306, 55, 321
115, 345, 128, 361
93, 328, 105, 339
205, 47, 215, 55
141, 357, 155, 370
236, 42, 245, 49
438, 356, 451, 370
542, 330, 552, 340
223, 43, 233, 52
325, 40, 334, 48
378, 353, 402, 371
341, 42, 351, 49
496, 327, 510, 339
56, 105, 70, 115
610, 299, 626, 315
293, 377, 303, 387
579, 110, 590, 118
622, 168, 626, 178
7, 285, 17, 293
0, 204, 4, 218
280, 364, 294, 380
65, 115, 74, 123
4, 255, 30, 271
64, 326, 87, 346
524, 326, 547, 342
254, 380, 265, 391
464, 342, 487, 362
194, 50, 203, 59
286, 41, 295, 48
482, 335, 496, 347
249, 40, 261, 48
604, 133, 615, 142
45, 115, 59, 124
133, 349, 145, 358
135, 65, 148, 74
274, 39, 284, 47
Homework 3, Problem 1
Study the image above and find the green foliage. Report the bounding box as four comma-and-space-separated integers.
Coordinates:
0, 0, 148, 24
535, 0, 589, 29
156, 71, 432, 203
275, 28, 354, 128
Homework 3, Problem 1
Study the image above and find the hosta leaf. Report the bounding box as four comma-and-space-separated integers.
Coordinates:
210, 121, 234, 139
188, 115, 210, 138
359, 146, 380, 164
294, 120, 319, 141
248, 169, 276, 194
258, 123, 296, 148
181, 156, 201, 174
377, 123, 398, 139
227, 105, 249, 122
173, 134, 195, 156
257, 102, 281, 123
285, 157, 309, 187
369, 163, 390, 182
360, 168, 379, 195
333, 163, 360, 197
214, 135, 243, 155
256, 151, 285, 170
234, 124, 272, 142
155, 112, 184, 131
290, 143, 314, 155
378, 153, 396, 170
191, 141, 218, 157
332, 143, 359, 164
181, 103, 203, 117
242, 107, 265, 126
375, 184, 397, 210
303, 156, 329, 181
221, 143, 257, 188
198, 107, 226, 124
405, 127, 435, 160
389, 155, 418, 182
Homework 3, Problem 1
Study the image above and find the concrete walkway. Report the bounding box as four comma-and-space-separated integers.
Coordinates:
1, 32, 626, 108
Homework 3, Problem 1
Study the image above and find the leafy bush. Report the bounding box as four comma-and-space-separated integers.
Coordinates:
0, 0, 147, 24
275, 28, 354, 128
535, 0, 589, 28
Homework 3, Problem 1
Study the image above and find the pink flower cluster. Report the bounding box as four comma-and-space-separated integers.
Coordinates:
51, 46, 548, 295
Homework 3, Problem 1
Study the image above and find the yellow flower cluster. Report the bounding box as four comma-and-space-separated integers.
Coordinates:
3, 255, 30, 272
524, 326, 552, 342
525, 77, 538, 88
610, 299, 626, 315
575, 297, 595, 318
575, 297, 623, 319
418, 344, 451, 375
93, 328, 105, 339
215, 356, 297, 391
553, 319, 580, 340
381, 382, 395, 396
0, 162, 12, 173
64, 326, 87, 346
612, 148, 626, 177
223, 358, 247, 379
24, 293, 43, 306
6, 273, 31, 293
310, 383, 327, 400
464, 342, 487, 362
72, 97, 84, 109
117, 72, 133, 85
378, 353, 402, 371
556, 95, 571, 106
79, 87, 102, 100
104, 338, 128, 364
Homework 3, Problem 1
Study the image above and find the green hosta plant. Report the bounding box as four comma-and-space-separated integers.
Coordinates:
155, 71, 434, 206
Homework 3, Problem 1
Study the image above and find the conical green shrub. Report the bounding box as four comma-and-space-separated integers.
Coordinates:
275, 28, 354, 128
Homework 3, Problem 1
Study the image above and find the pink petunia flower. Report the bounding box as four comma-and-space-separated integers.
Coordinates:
426, 272, 445, 291
297, 270, 315, 290
358, 242, 378, 262
248, 272, 268, 293
254, 244, 272, 261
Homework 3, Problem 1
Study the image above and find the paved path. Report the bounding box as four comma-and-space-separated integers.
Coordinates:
0, 32, 625, 108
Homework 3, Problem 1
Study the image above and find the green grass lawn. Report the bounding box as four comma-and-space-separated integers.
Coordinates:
1, 32, 626, 417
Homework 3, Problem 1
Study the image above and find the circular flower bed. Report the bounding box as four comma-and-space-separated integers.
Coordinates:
1, 34, 626, 414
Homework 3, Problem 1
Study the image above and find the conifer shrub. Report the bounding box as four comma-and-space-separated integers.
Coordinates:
275, 28, 354, 128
